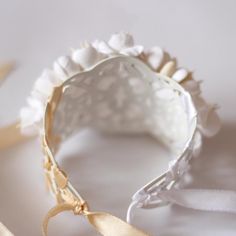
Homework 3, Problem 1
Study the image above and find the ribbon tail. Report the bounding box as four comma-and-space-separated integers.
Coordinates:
0, 222, 14, 236
0, 122, 32, 150
0, 62, 14, 85
43, 203, 150, 236
0, 62, 34, 150
159, 189, 236, 213
86, 211, 150, 236
42, 203, 74, 236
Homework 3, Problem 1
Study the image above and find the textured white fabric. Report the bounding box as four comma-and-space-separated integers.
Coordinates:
52, 56, 199, 211
19, 33, 221, 139
53, 56, 196, 149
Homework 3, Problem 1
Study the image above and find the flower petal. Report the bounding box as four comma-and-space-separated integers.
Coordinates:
54, 56, 81, 80
182, 80, 201, 96
192, 131, 202, 157
19, 104, 42, 133
145, 47, 164, 70
41, 69, 61, 86
92, 40, 115, 54
120, 45, 143, 56
160, 61, 176, 77
172, 68, 188, 83
108, 32, 134, 51
198, 104, 221, 137
34, 75, 54, 97
20, 106, 36, 128
72, 45, 106, 69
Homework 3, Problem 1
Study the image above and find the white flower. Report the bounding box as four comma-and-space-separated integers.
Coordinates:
72, 44, 106, 69
108, 32, 135, 51
53, 56, 81, 80
120, 45, 143, 56
93, 32, 143, 57
195, 98, 221, 137
19, 32, 220, 141
92, 40, 115, 54
33, 69, 57, 98
182, 79, 201, 96
181, 79, 220, 137
20, 97, 44, 135
20, 69, 59, 134
145, 46, 164, 70
192, 131, 202, 157
108, 32, 143, 56
20, 107, 36, 128
172, 68, 188, 83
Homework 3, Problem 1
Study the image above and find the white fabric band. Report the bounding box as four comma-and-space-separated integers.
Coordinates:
19, 33, 227, 230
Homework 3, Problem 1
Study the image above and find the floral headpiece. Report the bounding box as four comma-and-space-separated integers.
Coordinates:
18, 32, 227, 235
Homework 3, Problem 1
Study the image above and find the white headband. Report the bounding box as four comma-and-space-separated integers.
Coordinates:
20, 32, 235, 235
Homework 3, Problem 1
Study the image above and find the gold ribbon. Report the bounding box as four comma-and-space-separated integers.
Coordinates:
0, 122, 32, 150
0, 222, 14, 236
0, 63, 33, 150
43, 201, 150, 236
0, 62, 14, 84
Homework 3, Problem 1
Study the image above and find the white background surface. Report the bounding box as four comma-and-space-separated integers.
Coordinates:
0, 0, 236, 235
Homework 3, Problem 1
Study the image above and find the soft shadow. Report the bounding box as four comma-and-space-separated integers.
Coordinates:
55, 122, 236, 235
135, 122, 236, 236
0, 123, 236, 235
58, 129, 170, 214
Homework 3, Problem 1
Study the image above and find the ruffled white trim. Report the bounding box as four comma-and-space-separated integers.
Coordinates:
145, 46, 164, 70
182, 80, 221, 137
53, 56, 80, 80
19, 32, 145, 134
172, 68, 188, 83
72, 45, 106, 69
92, 32, 144, 56
19, 32, 220, 139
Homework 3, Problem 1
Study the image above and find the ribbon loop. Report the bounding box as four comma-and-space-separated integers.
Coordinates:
43, 201, 150, 236
73, 201, 89, 215
42, 203, 75, 236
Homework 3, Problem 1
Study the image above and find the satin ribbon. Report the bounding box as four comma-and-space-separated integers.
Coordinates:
0, 122, 32, 150
0, 222, 13, 236
0, 63, 33, 150
128, 188, 236, 222
159, 188, 236, 213
2, 123, 236, 234
2, 123, 236, 235
0, 62, 14, 85
43, 201, 150, 236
